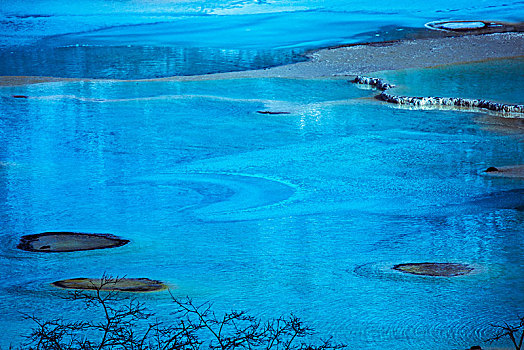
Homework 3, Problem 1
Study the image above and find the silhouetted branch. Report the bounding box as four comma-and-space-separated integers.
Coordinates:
20, 275, 345, 350
486, 316, 524, 350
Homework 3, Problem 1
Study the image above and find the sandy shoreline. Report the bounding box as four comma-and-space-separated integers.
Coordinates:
228, 32, 524, 79
0, 32, 523, 86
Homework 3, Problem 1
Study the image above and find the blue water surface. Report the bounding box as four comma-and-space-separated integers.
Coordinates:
1, 0, 523, 78
0, 60, 523, 348
1, 0, 524, 348
378, 58, 524, 104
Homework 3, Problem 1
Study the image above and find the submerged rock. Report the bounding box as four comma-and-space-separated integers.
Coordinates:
52, 277, 167, 292
393, 263, 473, 277
17, 232, 129, 253
257, 111, 291, 115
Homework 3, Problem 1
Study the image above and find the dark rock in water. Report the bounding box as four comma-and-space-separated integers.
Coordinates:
257, 111, 291, 115
393, 262, 473, 277
17, 232, 129, 253
485, 167, 499, 172
352, 76, 394, 91
52, 277, 166, 292
12, 95, 28, 99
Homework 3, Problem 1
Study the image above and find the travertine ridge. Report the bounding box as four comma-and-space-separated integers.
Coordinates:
352, 76, 524, 114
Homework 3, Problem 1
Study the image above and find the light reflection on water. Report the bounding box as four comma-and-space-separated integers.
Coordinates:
0, 46, 308, 79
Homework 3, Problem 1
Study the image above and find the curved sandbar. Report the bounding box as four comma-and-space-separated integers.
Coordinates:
52, 277, 167, 292
17, 232, 129, 253
393, 263, 473, 277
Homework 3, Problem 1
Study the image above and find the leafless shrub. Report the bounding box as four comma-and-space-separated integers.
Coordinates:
19, 275, 345, 350
486, 316, 524, 350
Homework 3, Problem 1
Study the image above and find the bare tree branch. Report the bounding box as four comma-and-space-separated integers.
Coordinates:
486, 316, 524, 350
20, 275, 345, 350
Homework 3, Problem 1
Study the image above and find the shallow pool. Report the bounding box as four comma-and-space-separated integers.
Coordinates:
1, 59, 523, 348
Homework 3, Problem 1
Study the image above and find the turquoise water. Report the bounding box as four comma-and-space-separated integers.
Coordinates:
1, 0, 523, 78
378, 57, 524, 104
1, 59, 523, 348
1, 0, 524, 347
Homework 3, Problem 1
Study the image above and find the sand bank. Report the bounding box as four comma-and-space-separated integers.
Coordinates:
240, 32, 524, 79
1, 32, 523, 86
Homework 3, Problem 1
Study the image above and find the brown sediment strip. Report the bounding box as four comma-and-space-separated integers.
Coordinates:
393, 263, 473, 277
0, 76, 80, 86
52, 277, 167, 292
17, 232, 129, 253
352, 75, 524, 114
